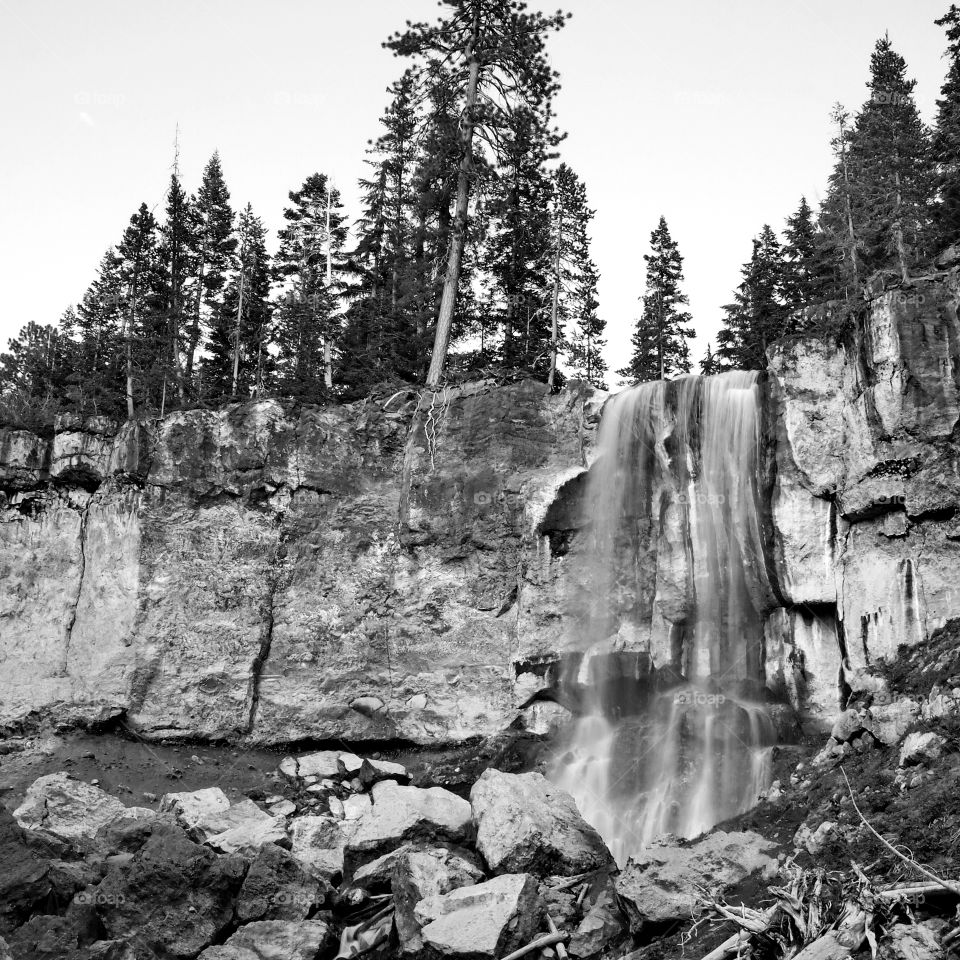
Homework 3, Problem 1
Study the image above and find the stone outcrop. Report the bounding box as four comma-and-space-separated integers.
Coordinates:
3, 273, 960, 744
0, 381, 600, 744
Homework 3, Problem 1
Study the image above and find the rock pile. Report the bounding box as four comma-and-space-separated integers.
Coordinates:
0, 754, 646, 960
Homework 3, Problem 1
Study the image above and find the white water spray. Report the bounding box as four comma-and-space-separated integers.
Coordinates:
551, 372, 775, 866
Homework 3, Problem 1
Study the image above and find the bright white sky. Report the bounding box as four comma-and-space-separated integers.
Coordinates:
0, 0, 950, 383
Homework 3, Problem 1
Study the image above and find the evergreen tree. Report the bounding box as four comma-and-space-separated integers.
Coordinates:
848, 36, 934, 279
0, 322, 71, 428
386, 0, 569, 386
185, 152, 236, 389
619, 216, 694, 383
486, 107, 555, 377
204, 204, 272, 398
566, 256, 607, 388
273, 173, 348, 401
342, 71, 426, 393
699, 342, 720, 376
547, 163, 604, 388
159, 168, 193, 402
782, 197, 833, 319
934, 5, 960, 248
66, 249, 127, 414
716, 226, 787, 370
819, 104, 862, 298
117, 203, 167, 415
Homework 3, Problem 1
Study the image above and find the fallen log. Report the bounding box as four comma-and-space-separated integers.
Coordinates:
500, 931, 568, 960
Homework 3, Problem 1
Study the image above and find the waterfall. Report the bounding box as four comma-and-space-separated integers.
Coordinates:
550, 372, 776, 866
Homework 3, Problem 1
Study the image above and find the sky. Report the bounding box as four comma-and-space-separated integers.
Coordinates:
0, 0, 952, 382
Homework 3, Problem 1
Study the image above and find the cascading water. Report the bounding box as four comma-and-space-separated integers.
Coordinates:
551, 371, 776, 866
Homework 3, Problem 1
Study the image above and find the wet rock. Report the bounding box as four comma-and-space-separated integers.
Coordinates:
470, 769, 614, 877
96, 823, 246, 959
344, 780, 472, 876
237, 843, 328, 922
414, 873, 543, 959
615, 831, 779, 932
198, 919, 333, 960
899, 731, 947, 767
289, 815, 357, 881
392, 845, 487, 953
14, 773, 149, 842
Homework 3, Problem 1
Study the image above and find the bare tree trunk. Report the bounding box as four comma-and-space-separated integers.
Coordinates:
425, 15, 481, 389
894, 169, 909, 282
324, 182, 334, 390
547, 208, 562, 388
231, 243, 247, 396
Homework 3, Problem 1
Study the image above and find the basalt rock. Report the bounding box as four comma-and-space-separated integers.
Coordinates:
470, 769, 614, 877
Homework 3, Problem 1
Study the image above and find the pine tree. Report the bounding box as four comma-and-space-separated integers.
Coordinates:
782, 197, 833, 319
386, 0, 569, 386
185, 152, 236, 389
117, 203, 167, 415
566, 257, 607, 388
0, 322, 71, 429
848, 36, 934, 280
819, 104, 862, 298
159, 168, 193, 403
204, 204, 272, 398
273, 173, 348, 401
342, 71, 425, 393
934, 5, 960, 248
699, 342, 720, 376
716, 226, 787, 371
66, 249, 127, 414
486, 107, 555, 377
547, 163, 604, 388
619, 216, 694, 383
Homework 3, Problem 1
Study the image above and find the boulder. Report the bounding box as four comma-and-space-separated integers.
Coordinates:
6, 902, 100, 960
359, 758, 410, 787
199, 920, 333, 960
13, 773, 142, 842
280, 751, 343, 781
470, 769, 614, 877
0, 804, 56, 934
344, 780, 472, 875
414, 873, 543, 959
289, 815, 357, 881
159, 787, 232, 837
899, 731, 947, 767
794, 821, 838, 856
392, 845, 487, 953
342, 794, 372, 820
615, 831, 779, 932
237, 843, 328, 922
96, 823, 247, 958
206, 815, 288, 857
568, 874, 628, 959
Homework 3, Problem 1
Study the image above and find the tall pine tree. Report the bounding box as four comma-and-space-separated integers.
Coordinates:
934, 5, 960, 248
619, 216, 694, 383
273, 173, 348, 401
716, 226, 787, 371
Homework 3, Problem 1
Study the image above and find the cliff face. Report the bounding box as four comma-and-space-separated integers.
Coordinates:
3, 275, 960, 746
0, 381, 601, 744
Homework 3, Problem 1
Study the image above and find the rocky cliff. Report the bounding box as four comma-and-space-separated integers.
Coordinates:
0, 382, 602, 745
3, 273, 960, 746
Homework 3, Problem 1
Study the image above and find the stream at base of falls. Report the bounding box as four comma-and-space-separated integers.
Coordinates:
550, 371, 777, 866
